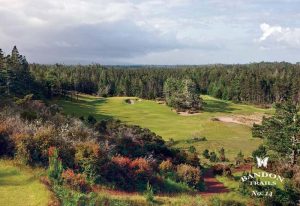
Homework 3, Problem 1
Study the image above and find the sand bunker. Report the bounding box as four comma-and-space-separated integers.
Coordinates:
171, 109, 201, 116
125, 98, 142, 104
177, 111, 201, 116
213, 114, 266, 126
125, 99, 135, 104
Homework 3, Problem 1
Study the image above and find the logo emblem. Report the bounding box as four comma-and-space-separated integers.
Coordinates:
256, 157, 269, 168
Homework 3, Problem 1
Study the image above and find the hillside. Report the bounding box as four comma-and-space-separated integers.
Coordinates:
56, 94, 273, 159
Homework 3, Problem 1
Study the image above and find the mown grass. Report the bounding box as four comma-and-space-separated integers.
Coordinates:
95, 191, 208, 206
56, 94, 273, 160
0, 159, 50, 206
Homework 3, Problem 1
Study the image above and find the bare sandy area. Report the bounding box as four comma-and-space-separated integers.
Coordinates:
213, 114, 267, 126
177, 111, 202, 116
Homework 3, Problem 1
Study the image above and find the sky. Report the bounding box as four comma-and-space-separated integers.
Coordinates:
0, 0, 299, 64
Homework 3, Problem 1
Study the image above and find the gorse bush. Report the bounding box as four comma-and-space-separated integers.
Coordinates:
61, 169, 92, 193
176, 164, 201, 189
159, 159, 173, 174
106, 156, 155, 191
74, 142, 105, 184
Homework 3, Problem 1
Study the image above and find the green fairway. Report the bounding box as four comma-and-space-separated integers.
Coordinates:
56, 95, 273, 159
0, 160, 50, 206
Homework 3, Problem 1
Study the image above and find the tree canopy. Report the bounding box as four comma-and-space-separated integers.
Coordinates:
253, 102, 300, 165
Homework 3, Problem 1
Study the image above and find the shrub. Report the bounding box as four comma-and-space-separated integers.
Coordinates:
156, 177, 192, 193
13, 126, 75, 167
61, 169, 92, 193
112, 155, 132, 167
20, 110, 37, 121
235, 151, 244, 165
202, 149, 210, 159
74, 142, 105, 183
176, 164, 201, 188
212, 164, 231, 176
188, 146, 196, 153
130, 158, 152, 176
159, 159, 173, 173
106, 156, 134, 190
144, 182, 154, 203
48, 147, 63, 181
252, 145, 267, 162
209, 151, 219, 162
87, 115, 97, 125
218, 147, 226, 162
130, 158, 153, 190
0, 123, 14, 156
186, 152, 201, 167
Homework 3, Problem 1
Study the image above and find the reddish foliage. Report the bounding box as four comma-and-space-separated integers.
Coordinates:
0, 123, 8, 134
112, 156, 131, 167
48, 146, 56, 157
61, 169, 92, 193
159, 159, 173, 173
176, 164, 201, 187
129, 158, 152, 175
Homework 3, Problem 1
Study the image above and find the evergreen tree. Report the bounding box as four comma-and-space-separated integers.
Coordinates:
252, 102, 300, 165
0, 49, 7, 97
164, 78, 202, 111
219, 147, 226, 162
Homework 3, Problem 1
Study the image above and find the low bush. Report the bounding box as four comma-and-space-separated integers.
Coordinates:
13, 127, 75, 167
61, 169, 92, 193
48, 147, 63, 182
209, 152, 219, 162
212, 164, 231, 176
87, 115, 97, 125
202, 149, 210, 159
0, 124, 14, 156
144, 182, 154, 203
74, 142, 106, 183
159, 159, 173, 174
20, 110, 37, 121
156, 177, 192, 193
176, 164, 201, 189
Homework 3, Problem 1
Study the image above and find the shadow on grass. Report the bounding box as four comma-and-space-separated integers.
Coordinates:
0, 170, 36, 186
203, 99, 239, 113
60, 96, 114, 121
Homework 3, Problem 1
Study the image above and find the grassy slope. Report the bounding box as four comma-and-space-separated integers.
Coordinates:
0, 160, 50, 206
56, 95, 273, 159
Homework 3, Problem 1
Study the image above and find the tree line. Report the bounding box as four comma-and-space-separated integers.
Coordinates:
30, 62, 300, 105
1, 46, 300, 105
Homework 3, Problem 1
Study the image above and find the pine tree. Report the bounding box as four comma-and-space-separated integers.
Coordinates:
0, 49, 5, 70
0, 49, 7, 96
252, 102, 300, 165
10, 46, 21, 69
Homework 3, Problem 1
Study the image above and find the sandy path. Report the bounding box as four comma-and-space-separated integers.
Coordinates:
199, 169, 229, 196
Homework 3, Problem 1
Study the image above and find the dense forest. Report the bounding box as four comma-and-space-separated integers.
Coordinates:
29, 62, 300, 105
1, 46, 300, 105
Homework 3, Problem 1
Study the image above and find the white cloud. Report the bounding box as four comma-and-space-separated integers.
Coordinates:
0, 0, 299, 63
258, 23, 300, 48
